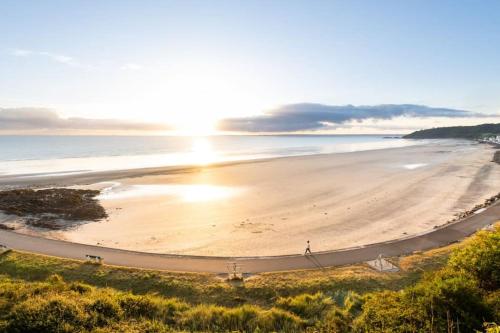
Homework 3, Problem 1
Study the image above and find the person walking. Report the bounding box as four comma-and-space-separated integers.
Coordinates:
304, 240, 312, 255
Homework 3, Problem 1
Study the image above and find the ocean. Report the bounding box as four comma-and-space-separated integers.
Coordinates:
0, 135, 421, 177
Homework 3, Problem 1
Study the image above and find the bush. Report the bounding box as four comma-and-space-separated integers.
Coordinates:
120, 294, 162, 319
485, 290, 500, 323
354, 270, 492, 332
276, 292, 334, 321
119, 294, 187, 324
178, 304, 304, 332
259, 307, 305, 332
448, 226, 500, 290
5, 295, 86, 333
69, 282, 93, 294
354, 290, 417, 332
314, 307, 351, 332
411, 270, 491, 332
342, 291, 363, 317
86, 294, 123, 326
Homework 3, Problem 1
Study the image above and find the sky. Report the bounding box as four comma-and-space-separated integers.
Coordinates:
1, 0, 500, 134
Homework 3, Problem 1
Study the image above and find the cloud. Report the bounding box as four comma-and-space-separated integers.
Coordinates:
11, 49, 32, 57
39, 52, 77, 66
218, 103, 494, 132
10, 48, 143, 71
10, 48, 87, 68
0, 108, 172, 132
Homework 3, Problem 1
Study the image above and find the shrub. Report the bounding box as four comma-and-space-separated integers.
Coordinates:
46, 274, 64, 284
177, 304, 228, 331
485, 290, 500, 323
342, 291, 363, 317
354, 270, 492, 332
448, 226, 500, 290
119, 294, 187, 324
5, 295, 86, 333
354, 290, 417, 332
69, 282, 93, 294
276, 292, 334, 321
120, 294, 162, 319
410, 270, 491, 332
259, 307, 305, 332
86, 293, 122, 327
177, 304, 304, 332
314, 307, 351, 332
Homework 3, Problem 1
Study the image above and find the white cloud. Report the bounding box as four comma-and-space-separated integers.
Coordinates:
9, 48, 88, 68
9, 48, 144, 71
38, 51, 78, 66
11, 48, 32, 57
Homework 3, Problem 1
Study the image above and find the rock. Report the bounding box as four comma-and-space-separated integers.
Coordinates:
0, 188, 107, 230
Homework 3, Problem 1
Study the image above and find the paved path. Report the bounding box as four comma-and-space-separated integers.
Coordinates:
0, 203, 498, 273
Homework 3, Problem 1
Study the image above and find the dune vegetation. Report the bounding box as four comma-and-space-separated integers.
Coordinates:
0, 224, 498, 332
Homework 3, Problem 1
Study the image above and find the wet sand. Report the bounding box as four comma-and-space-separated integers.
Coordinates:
4, 140, 500, 256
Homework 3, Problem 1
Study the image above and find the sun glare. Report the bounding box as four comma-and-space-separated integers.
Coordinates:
97, 183, 241, 203
133, 62, 264, 135
190, 137, 217, 165
179, 184, 239, 203
173, 117, 218, 136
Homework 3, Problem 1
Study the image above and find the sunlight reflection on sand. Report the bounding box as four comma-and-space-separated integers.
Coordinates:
97, 183, 243, 203
403, 163, 428, 170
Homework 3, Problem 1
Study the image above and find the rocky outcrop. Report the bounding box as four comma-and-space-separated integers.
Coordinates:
0, 188, 107, 230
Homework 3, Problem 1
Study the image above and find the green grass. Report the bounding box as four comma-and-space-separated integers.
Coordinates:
0, 226, 497, 332
0, 242, 453, 308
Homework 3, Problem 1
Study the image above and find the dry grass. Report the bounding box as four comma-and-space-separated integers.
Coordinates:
0, 239, 462, 307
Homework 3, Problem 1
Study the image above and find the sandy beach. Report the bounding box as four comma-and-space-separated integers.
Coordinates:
3, 140, 499, 256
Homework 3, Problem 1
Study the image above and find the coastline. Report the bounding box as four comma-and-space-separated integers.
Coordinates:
1, 139, 498, 257
0, 139, 434, 188
0, 134, 421, 181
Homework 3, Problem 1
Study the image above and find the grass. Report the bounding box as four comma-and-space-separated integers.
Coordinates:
0, 225, 497, 332
0, 239, 456, 308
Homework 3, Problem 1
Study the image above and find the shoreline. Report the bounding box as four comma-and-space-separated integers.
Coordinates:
0, 135, 424, 183
0, 140, 436, 188
1, 140, 499, 257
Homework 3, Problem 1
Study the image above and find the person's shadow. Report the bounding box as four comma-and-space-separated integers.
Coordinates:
305, 253, 325, 270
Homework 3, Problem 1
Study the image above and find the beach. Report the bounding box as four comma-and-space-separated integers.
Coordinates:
2, 140, 499, 256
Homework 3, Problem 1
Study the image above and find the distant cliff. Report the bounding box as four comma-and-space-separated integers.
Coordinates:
404, 123, 500, 139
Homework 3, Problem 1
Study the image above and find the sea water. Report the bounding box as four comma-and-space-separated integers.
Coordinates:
0, 135, 422, 177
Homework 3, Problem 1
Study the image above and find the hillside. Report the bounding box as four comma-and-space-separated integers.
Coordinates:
0, 224, 498, 332
404, 123, 500, 139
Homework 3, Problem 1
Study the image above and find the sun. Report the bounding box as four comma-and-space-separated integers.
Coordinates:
117, 61, 264, 136
190, 137, 217, 165
173, 117, 218, 136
